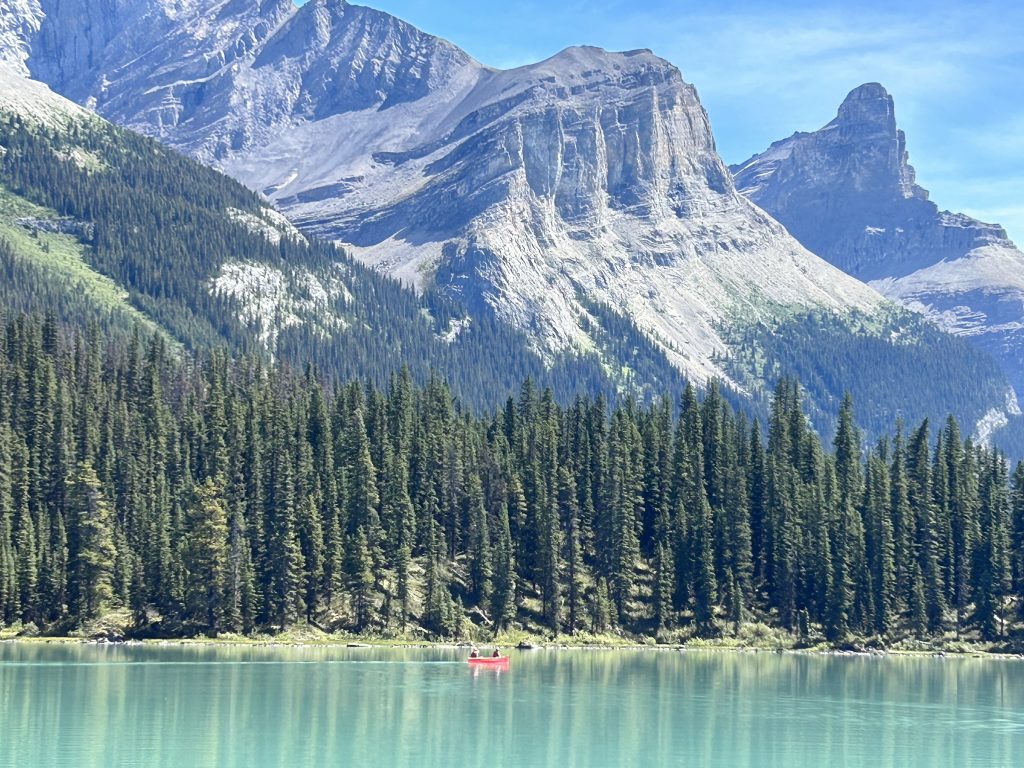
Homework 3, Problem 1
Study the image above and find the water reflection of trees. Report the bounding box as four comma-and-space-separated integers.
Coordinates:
1, 646, 1022, 767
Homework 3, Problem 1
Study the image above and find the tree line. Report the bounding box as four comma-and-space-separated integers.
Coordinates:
1, 311, 1022, 644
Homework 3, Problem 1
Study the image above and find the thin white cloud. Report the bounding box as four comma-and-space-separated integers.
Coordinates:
956, 112, 1024, 156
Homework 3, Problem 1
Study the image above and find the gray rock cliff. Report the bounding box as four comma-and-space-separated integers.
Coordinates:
733, 83, 1024, 400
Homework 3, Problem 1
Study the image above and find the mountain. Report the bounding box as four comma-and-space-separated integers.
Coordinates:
2, 62, 691, 409
733, 84, 1024, 430
0, 2, 1019, 442
2, 1, 882, 377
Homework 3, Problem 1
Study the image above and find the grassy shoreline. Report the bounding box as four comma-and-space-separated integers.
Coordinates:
3, 625, 1022, 660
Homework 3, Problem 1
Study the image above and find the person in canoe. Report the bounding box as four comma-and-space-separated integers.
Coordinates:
492, 648, 502, 658
469, 646, 480, 659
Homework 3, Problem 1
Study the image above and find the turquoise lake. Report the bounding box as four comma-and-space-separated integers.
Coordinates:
1, 643, 1022, 767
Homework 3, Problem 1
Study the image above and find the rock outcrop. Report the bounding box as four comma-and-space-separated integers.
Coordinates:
0, 0, 42, 75
733, 83, 1024, 396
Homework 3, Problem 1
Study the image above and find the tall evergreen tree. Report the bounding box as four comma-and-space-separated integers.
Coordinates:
490, 500, 517, 632
182, 478, 229, 633
68, 461, 117, 621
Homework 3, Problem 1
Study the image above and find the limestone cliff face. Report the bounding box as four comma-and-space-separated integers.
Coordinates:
0, 0, 43, 74
734, 83, 1024, 396
264, 44, 881, 382
1, 0, 885, 387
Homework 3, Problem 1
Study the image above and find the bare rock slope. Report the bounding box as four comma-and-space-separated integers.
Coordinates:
733, 83, 1024, 398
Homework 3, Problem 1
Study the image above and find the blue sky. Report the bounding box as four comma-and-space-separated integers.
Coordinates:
301, 0, 1024, 242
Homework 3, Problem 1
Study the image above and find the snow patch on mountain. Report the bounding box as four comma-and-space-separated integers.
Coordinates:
436, 316, 471, 344
975, 390, 1023, 448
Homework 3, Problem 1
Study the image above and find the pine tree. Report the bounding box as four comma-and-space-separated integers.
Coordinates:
1011, 462, 1024, 600
264, 400, 306, 627
604, 407, 641, 624
68, 461, 117, 621
182, 477, 229, 633
225, 496, 257, 634
681, 385, 716, 631
908, 420, 946, 633
805, 440, 834, 624
748, 419, 768, 588
890, 424, 914, 617
466, 472, 492, 607
297, 493, 325, 623
346, 528, 375, 630
654, 542, 674, 631
591, 577, 611, 634
490, 500, 517, 631
559, 467, 585, 633
975, 454, 1012, 639
828, 394, 864, 640
12, 438, 37, 623
865, 449, 896, 635
764, 380, 800, 628
342, 406, 381, 554
0, 426, 19, 624
423, 517, 454, 636
942, 418, 980, 628
728, 420, 754, 583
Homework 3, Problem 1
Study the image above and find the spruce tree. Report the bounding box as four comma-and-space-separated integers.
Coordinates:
681, 385, 716, 631
0, 428, 19, 624
908, 421, 947, 632
1011, 462, 1024, 599
12, 439, 37, 623
828, 394, 864, 640
182, 477, 229, 633
346, 528, 375, 631
264, 400, 306, 627
654, 542, 674, 631
560, 467, 585, 633
604, 407, 641, 624
466, 472, 492, 607
68, 461, 117, 621
490, 500, 517, 631
975, 454, 1012, 639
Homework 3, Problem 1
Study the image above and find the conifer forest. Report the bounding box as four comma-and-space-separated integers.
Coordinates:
1, 312, 1022, 646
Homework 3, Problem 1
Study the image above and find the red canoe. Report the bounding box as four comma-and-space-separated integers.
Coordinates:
467, 656, 510, 665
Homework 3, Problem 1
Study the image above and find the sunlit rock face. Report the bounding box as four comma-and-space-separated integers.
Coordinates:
734, 82, 1024, 397
2, 0, 885, 387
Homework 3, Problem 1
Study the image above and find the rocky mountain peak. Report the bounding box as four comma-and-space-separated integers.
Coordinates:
834, 82, 895, 133
733, 81, 1024, 403
828, 83, 921, 200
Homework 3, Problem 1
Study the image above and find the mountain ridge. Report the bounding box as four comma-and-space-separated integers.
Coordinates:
3, 60, 695, 412
732, 82, 1024, 410
0, 0, 894, 388
1, 3, 1021, 445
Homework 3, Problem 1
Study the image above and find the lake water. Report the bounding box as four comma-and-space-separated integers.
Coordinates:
1, 643, 1022, 767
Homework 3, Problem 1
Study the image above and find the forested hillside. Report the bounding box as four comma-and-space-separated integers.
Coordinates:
2, 313, 1022, 647
725, 310, 1014, 445
0, 109, 687, 411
